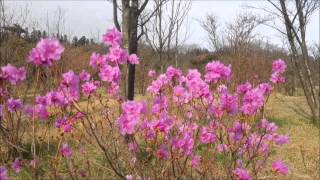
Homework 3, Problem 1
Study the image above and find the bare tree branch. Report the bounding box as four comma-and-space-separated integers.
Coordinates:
113, 0, 121, 31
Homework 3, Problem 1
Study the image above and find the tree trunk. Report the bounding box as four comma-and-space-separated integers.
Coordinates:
279, 0, 319, 123
122, 0, 139, 100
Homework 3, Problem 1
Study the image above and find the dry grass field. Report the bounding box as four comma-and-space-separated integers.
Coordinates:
264, 94, 319, 179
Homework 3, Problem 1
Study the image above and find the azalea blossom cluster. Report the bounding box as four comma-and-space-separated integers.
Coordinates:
28, 38, 64, 67
0, 27, 289, 179
0, 27, 141, 177
0, 64, 26, 85
117, 59, 289, 179
90, 28, 139, 96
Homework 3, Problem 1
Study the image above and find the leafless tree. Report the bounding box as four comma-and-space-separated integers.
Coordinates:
201, 13, 265, 55
111, 0, 169, 100
144, 0, 191, 71
260, 0, 320, 124
226, 13, 266, 57
44, 6, 66, 38
201, 14, 223, 52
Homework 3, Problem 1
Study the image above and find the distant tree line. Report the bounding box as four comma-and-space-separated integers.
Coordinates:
1, 23, 96, 47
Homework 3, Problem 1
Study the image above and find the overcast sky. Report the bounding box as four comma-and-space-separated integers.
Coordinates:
5, 0, 320, 49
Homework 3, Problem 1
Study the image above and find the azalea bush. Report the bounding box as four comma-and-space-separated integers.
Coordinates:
0, 27, 289, 180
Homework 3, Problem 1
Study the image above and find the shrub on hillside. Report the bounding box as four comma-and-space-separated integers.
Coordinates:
0, 27, 289, 179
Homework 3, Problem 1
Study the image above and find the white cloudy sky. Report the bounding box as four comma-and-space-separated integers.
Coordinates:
5, 0, 319, 49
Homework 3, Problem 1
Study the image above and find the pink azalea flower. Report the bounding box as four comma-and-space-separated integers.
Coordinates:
125, 175, 133, 180
45, 91, 65, 107
185, 69, 212, 101
173, 86, 189, 104
0, 64, 26, 85
117, 101, 145, 135
0, 105, 3, 118
7, 98, 23, 112
79, 70, 91, 82
191, 155, 201, 168
172, 133, 194, 156
274, 135, 290, 146
165, 66, 182, 80
55, 117, 74, 133
257, 83, 273, 94
35, 95, 48, 106
61, 70, 79, 88
78, 170, 86, 177
11, 158, 22, 173
236, 82, 252, 94
81, 81, 98, 96
28, 38, 64, 67
153, 117, 173, 134
241, 88, 264, 116
0, 166, 8, 180
102, 28, 122, 47
272, 160, 288, 175
60, 143, 72, 158
128, 54, 139, 64
204, 60, 231, 83
209, 103, 224, 119
148, 70, 156, 78
99, 65, 121, 83
89, 52, 107, 69
228, 121, 250, 142
257, 119, 278, 134
107, 46, 128, 64
270, 72, 286, 84
233, 168, 252, 180
147, 74, 170, 95
156, 145, 169, 160
24, 104, 49, 121
200, 127, 217, 144
220, 93, 238, 116
272, 59, 286, 73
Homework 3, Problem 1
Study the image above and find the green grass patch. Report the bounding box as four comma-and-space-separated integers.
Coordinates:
267, 116, 288, 127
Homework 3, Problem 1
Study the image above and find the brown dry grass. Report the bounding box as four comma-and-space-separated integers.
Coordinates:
265, 94, 319, 179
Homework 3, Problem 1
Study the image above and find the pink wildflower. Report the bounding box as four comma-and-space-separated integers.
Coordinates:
117, 101, 145, 135
148, 70, 156, 78
165, 66, 182, 80
28, 38, 64, 66
107, 46, 128, 64
233, 168, 252, 180
272, 160, 288, 175
102, 28, 122, 47
191, 155, 201, 168
81, 81, 98, 96
236, 82, 252, 94
89, 52, 107, 69
79, 70, 91, 82
60, 143, 72, 158
200, 127, 217, 144
274, 135, 290, 146
7, 98, 23, 112
241, 88, 264, 116
99, 65, 121, 83
0, 166, 8, 180
272, 59, 286, 73
205, 61, 231, 83
11, 158, 22, 173
156, 145, 169, 160
128, 54, 139, 64
0, 64, 26, 85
